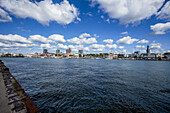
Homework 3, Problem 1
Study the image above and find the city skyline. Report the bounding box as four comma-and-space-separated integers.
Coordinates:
0, 0, 170, 54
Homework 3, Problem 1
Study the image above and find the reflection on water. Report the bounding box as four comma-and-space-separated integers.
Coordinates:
1, 58, 170, 112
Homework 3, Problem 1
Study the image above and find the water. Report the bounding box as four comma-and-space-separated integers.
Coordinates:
1, 58, 170, 112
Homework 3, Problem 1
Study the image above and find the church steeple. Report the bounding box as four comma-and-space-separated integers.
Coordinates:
146, 45, 150, 54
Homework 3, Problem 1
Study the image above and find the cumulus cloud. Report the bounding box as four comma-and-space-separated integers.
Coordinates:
85, 38, 97, 44
48, 34, 66, 43
67, 37, 81, 44
91, 0, 164, 25
90, 44, 105, 51
79, 33, 91, 39
67, 35, 97, 45
119, 46, 124, 49
29, 35, 55, 44
68, 45, 84, 52
116, 36, 138, 44
150, 22, 170, 35
0, 34, 32, 44
105, 44, 117, 49
0, 8, 12, 22
150, 42, 163, 53
121, 31, 128, 35
0, 0, 80, 25
0, 42, 37, 48
93, 34, 99, 38
137, 39, 149, 44
40, 44, 51, 49
103, 39, 113, 44
84, 47, 90, 52
135, 45, 145, 49
57, 44, 68, 50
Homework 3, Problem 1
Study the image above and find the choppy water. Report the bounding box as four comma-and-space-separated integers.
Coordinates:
1, 58, 170, 112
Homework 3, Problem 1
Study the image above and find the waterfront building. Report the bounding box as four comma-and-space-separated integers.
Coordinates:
69, 48, 71, 53
43, 49, 48, 54
164, 52, 170, 59
146, 45, 150, 54
66, 49, 69, 54
134, 51, 140, 57
56, 49, 60, 54
66, 48, 71, 54
78, 50, 83, 54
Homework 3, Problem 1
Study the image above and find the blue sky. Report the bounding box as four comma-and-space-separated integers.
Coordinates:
0, 0, 170, 54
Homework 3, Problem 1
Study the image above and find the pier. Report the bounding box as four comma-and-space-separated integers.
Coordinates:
0, 60, 40, 113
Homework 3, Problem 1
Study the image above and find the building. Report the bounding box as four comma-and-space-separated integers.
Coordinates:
66, 49, 69, 54
56, 49, 60, 54
146, 45, 150, 54
134, 51, 140, 57
43, 49, 48, 54
66, 48, 71, 54
78, 50, 83, 54
164, 52, 170, 59
69, 48, 71, 53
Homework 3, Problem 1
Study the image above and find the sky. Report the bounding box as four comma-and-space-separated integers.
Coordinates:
0, 0, 170, 54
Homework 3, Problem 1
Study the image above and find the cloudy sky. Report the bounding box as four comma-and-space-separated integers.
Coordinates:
0, 0, 170, 54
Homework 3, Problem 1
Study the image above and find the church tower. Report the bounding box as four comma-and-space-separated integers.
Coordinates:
146, 45, 150, 54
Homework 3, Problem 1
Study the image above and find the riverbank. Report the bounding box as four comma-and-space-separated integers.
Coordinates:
0, 60, 40, 113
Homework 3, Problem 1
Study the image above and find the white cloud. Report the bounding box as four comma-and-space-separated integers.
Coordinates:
2, 48, 19, 50
119, 46, 124, 49
116, 36, 138, 44
105, 44, 117, 49
67, 36, 97, 45
94, 34, 99, 38
150, 43, 162, 49
29, 35, 55, 44
121, 31, 128, 35
84, 47, 90, 52
0, 42, 37, 48
157, 1, 170, 21
48, 34, 66, 43
0, 8, 12, 22
103, 39, 113, 44
0, 34, 32, 44
67, 37, 81, 44
137, 39, 149, 44
85, 38, 97, 44
167, 49, 170, 53
101, 15, 104, 19
68, 45, 84, 52
106, 18, 110, 23
90, 44, 105, 51
150, 22, 170, 35
0, 0, 80, 25
91, 0, 163, 25
40, 44, 51, 49
117, 49, 127, 54
136, 45, 145, 48
79, 33, 91, 39
57, 44, 68, 50
150, 42, 163, 53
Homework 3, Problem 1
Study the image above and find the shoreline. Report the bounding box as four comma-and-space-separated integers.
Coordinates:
1, 57, 170, 61
0, 60, 40, 113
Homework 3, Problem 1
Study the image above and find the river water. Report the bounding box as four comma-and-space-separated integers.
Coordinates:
1, 58, 170, 112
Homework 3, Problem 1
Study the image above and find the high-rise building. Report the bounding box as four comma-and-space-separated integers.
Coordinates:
69, 48, 71, 53
78, 50, 83, 54
43, 49, 48, 54
146, 45, 150, 54
66, 49, 69, 54
66, 48, 71, 54
56, 49, 60, 54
